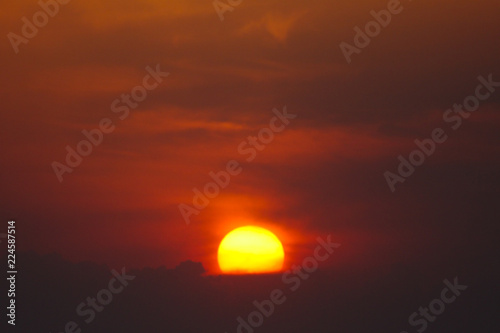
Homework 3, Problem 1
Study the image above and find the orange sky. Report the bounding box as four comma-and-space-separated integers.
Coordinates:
1, 0, 499, 273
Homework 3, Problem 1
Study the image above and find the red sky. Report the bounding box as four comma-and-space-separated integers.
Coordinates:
1, 0, 499, 274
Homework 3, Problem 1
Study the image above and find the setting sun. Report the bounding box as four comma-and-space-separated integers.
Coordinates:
218, 226, 285, 274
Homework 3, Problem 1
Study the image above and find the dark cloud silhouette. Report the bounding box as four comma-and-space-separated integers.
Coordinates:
1, 251, 498, 333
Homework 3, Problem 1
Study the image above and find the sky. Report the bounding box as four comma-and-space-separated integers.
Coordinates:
0, 0, 499, 278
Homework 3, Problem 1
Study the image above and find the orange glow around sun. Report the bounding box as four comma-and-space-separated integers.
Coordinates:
218, 226, 285, 274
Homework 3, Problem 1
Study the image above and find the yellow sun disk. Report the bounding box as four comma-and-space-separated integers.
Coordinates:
218, 226, 285, 274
